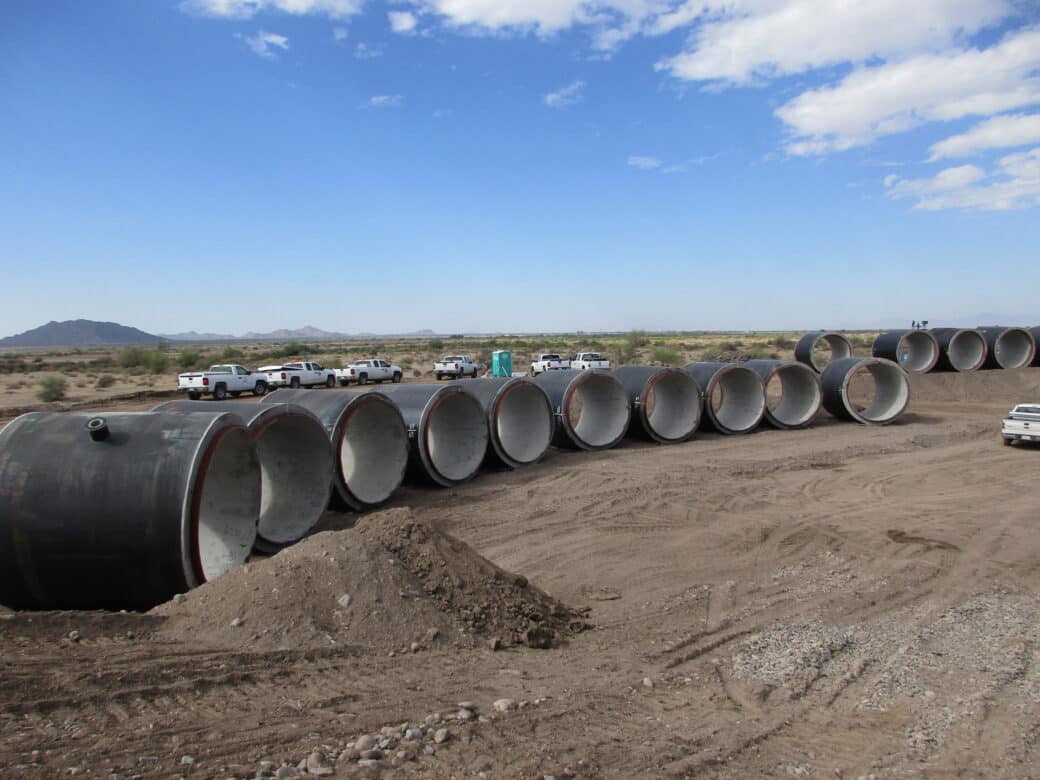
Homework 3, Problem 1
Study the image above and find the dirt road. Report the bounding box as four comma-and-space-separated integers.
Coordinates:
1, 370, 1038, 778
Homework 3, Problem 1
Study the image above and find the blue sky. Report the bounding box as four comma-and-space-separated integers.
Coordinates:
2, 0, 1039, 337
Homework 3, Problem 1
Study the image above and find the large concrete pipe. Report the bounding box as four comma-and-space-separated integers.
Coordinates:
460, 377, 554, 468
261, 389, 408, 509
373, 384, 488, 486
1032, 327, 1040, 367
611, 366, 701, 443
794, 332, 854, 373
977, 326, 1036, 369
533, 369, 630, 450
820, 357, 910, 425
745, 360, 821, 429
929, 328, 987, 372
0, 411, 260, 610
682, 362, 766, 435
871, 330, 939, 374
154, 400, 333, 553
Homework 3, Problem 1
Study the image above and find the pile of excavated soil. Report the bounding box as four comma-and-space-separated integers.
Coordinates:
910, 367, 1040, 403
151, 507, 587, 653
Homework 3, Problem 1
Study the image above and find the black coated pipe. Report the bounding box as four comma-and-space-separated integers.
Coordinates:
460, 377, 554, 468
0, 411, 260, 610
820, 357, 910, 425
977, 326, 1036, 369
929, 328, 987, 372
1032, 327, 1040, 367
611, 365, 701, 443
794, 332, 854, 373
154, 399, 333, 553
261, 388, 409, 509
533, 369, 630, 451
871, 330, 939, 374
744, 359, 821, 429
682, 362, 765, 435
370, 384, 488, 486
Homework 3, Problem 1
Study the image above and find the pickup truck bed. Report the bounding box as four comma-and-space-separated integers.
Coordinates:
1001, 404, 1040, 445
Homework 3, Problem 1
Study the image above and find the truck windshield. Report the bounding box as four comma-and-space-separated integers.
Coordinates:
443, 356, 463, 362
543, 355, 561, 361
1014, 406, 1040, 415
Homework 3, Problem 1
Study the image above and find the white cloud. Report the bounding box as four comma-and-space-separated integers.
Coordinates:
627, 155, 661, 170
433, 108, 452, 119
235, 30, 289, 59
183, 0, 363, 19
408, 0, 587, 34
544, 79, 585, 109
368, 94, 404, 108
332, 26, 348, 41
929, 113, 1040, 160
353, 41, 384, 59
776, 27, 1040, 155
388, 10, 418, 33
885, 148, 1040, 210
655, 0, 1009, 86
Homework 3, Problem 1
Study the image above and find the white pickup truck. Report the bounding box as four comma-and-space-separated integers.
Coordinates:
529, 353, 570, 375
178, 364, 267, 401
336, 359, 403, 386
1001, 403, 1040, 446
434, 355, 479, 380
263, 361, 336, 389
571, 352, 611, 370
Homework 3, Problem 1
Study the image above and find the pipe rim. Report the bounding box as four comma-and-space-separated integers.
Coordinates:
760, 362, 821, 429
560, 371, 630, 450
992, 327, 1036, 369
418, 386, 488, 485
837, 357, 910, 424
703, 365, 766, 435
640, 368, 702, 443
490, 379, 554, 467
894, 331, 940, 373
942, 329, 988, 371
334, 393, 409, 507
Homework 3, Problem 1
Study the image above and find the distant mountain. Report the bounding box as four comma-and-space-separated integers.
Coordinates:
0, 319, 161, 348
160, 330, 237, 341
239, 326, 348, 340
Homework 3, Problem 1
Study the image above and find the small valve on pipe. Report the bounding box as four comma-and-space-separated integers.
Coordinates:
86, 417, 109, 441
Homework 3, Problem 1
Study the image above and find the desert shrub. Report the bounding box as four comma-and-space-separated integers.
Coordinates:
96, 374, 116, 389
427, 338, 445, 351
772, 336, 794, 350
37, 375, 67, 402
745, 347, 773, 359
141, 350, 169, 374
177, 349, 203, 369
700, 348, 724, 361
222, 346, 245, 359
412, 368, 422, 378
650, 346, 680, 365
116, 346, 144, 368
720, 341, 742, 351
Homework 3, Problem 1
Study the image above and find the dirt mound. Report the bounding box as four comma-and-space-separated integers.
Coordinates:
910, 367, 1040, 404
151, 508, 586, 653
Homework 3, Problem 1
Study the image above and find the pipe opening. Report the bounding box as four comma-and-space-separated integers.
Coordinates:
425, 391, 487, 482
644, 371, 700, 441
764, 365, 820, 428
192, 426, 259, 583
946, 331, 986, 371
898, 331, 939, 373
340, 397, 409, 505
255, 415, 330, 546
811, 334, 852, 370
994, 329, 1034, 369
565, 373, 630, 448
707, 368, 764, 434
495, 382, 552, 464
843, 361, 909, 424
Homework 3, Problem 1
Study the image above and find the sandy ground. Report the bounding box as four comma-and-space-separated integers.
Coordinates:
1, 369, 1039, 778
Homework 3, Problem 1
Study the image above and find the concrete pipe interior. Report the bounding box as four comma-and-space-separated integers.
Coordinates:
495, 382, 552, 464
947, 331, 986, 371
708, 368, 765, 433
254, 415, 331, 546
899, 331, 939, 373
192, 426, 261, 583
842, 361, 909, 424
339, 397, 409, 505
565, 373, 630, 448
644, 371, 701, 440
765, 366, 820, 428
425, 391, 488, 483
995, 329, 1034, 368
812, 334, 853, 370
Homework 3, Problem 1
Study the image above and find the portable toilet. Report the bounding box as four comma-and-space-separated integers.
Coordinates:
492, 350, 512, 377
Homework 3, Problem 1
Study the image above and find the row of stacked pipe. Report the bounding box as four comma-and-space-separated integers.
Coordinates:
0, 326, 1034, 611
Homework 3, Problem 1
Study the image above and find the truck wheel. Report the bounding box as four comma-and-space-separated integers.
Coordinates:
290, 377, 300, 389
326, 375, 336, 388
188, 390, 201, 401
435, 373, 442, 381
339, 379, 349, 387
392, 372, 402, 383
358, 374, 368, 386
230, 391, 242, 398
1003, 437, 1013, 446
253, 381, 267, 396
213, 384, 227, 401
